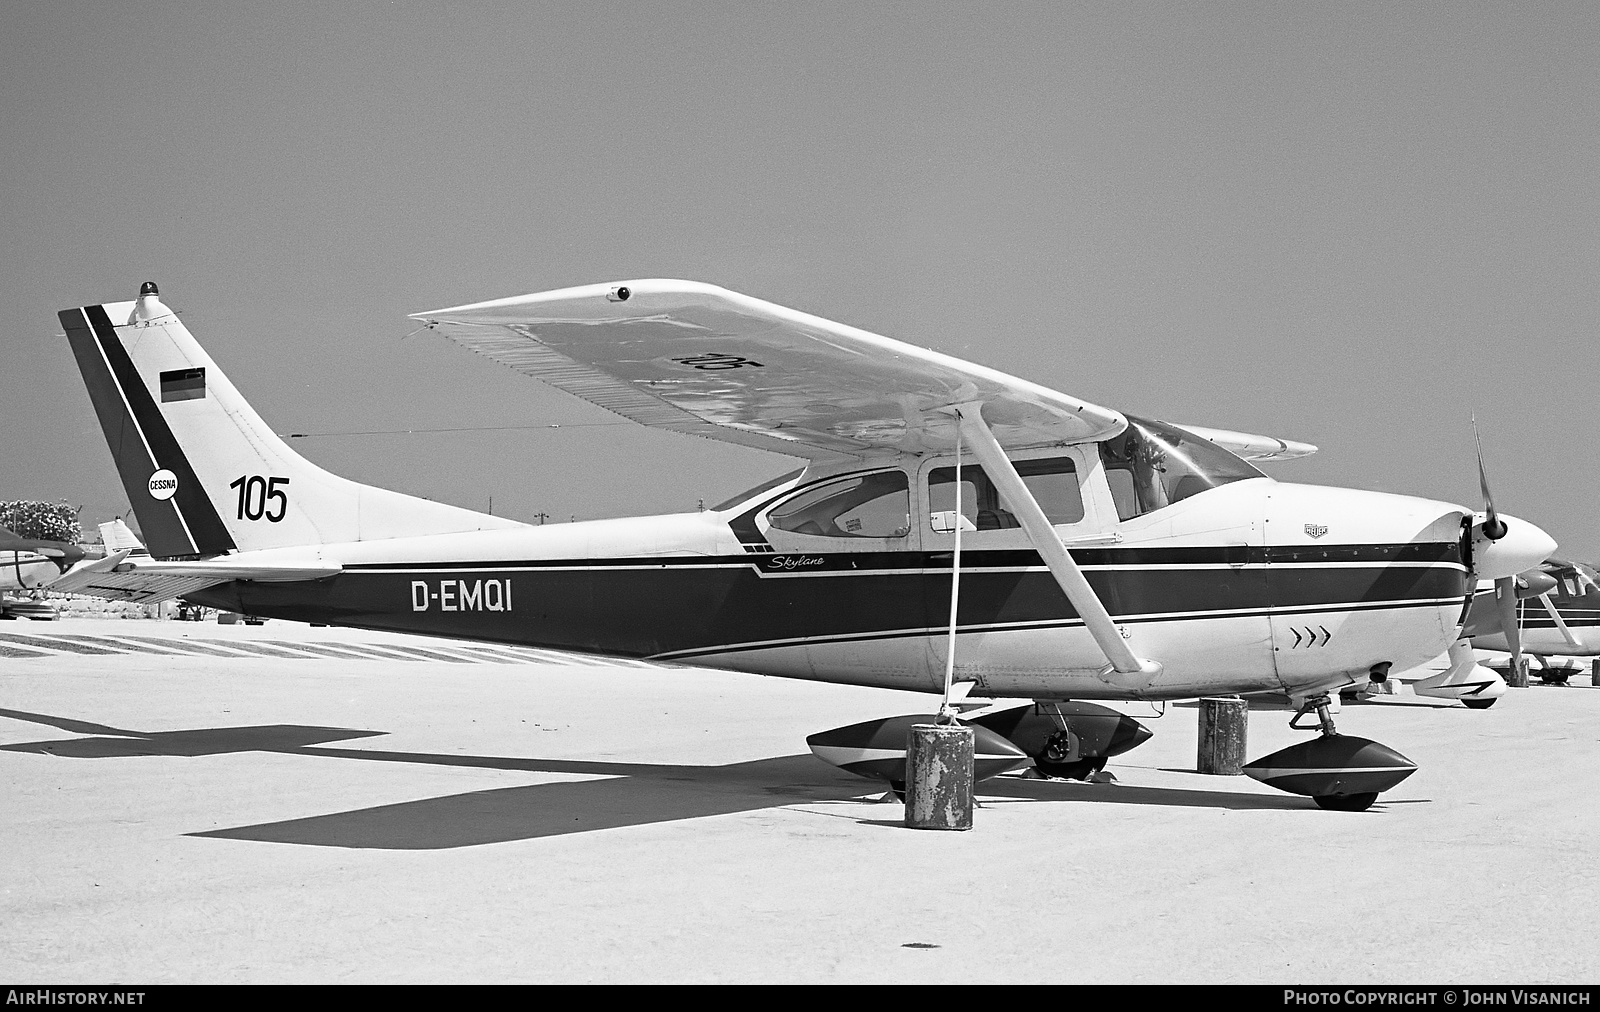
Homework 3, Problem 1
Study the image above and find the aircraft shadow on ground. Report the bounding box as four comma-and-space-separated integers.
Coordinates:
0, 707, 1305, 848
978, 775, 1310, 812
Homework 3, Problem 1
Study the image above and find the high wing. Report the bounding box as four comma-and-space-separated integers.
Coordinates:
412, 280, 1128, 461
0, 525, 86, 564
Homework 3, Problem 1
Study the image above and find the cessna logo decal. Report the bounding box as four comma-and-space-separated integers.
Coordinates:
412, 579, 513, 613
1304, 524, 1329, 539
147, 469, 179, 501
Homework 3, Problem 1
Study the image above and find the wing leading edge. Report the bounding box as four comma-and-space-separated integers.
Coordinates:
1176, 424, 1318, 462
412, 280, 1128, 461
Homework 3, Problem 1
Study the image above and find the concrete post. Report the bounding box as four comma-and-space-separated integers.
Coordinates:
905, 723, 974, 831
1506, 658, 1529, 688
1197, 696, 1248, 775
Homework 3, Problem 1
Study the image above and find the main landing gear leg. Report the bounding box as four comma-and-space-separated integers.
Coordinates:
1033, 703, 1112, 783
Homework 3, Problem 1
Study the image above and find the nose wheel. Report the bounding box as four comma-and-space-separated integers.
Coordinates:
1242, 691, 1417, 812
1313, 791, 1379, 812
1293, 693, 1376, 810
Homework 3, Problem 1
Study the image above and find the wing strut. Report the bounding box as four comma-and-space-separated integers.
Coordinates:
1536, 593, 1586, 651
955, 404, 1162, 687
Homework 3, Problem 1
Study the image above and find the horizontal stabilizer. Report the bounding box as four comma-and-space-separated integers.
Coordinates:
104, 557, 342, 583
51, 551, 340, 604
49, 551, 213, 603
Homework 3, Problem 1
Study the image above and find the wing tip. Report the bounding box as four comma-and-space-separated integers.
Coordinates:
410, 279, 731, 322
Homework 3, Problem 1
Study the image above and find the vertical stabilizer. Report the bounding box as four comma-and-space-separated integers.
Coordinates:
59, 284, 524, 558
98, 519, 147, 556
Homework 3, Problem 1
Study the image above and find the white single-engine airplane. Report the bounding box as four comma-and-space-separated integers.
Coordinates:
1, 531, 70, 593
51, 281, 1555, 811
1464, 559, 1600, 683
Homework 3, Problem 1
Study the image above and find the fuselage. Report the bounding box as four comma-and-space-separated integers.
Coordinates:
189, 454, 1475, 703
1, 551, 61, 591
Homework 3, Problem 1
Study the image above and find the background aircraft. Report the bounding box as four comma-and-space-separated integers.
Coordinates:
0, 524, 100, 618
1464, 558, 1600, 683
50, 281, 1555, 811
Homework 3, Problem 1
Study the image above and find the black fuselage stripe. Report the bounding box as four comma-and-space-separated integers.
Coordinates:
192, 551, 1471, 660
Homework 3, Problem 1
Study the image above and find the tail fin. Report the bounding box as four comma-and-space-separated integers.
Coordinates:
98, 519, 147, 556
59, 283, 523, 558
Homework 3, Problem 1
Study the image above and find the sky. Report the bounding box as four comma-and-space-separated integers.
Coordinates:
3, 2, 1597, 557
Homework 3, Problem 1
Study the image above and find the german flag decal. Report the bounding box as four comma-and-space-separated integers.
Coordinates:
160, 367, 205, 402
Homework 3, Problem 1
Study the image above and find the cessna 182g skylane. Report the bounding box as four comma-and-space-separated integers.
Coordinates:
51, 281, 1555, 811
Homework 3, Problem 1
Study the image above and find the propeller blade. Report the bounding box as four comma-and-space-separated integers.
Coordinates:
1494, 576, 1522, 684
1474, 419, 1507, 541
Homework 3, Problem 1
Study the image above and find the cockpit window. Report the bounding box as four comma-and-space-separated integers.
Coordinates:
1099, 416, 1264, 521
766, 470, 911, 539
928, 457, 1084, 531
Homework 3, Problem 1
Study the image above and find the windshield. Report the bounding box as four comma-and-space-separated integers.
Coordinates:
1099, 416, 1263, 521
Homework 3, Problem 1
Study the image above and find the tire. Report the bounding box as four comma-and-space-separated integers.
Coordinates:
1034, 756, 1106, 781
1314, 792, 1378, 812
1461, 698, 1496, 710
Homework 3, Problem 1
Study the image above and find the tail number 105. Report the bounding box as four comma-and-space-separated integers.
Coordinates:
229, 475, 291, 522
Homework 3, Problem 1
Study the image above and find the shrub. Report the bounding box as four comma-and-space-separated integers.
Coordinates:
0, 501, 82, 544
